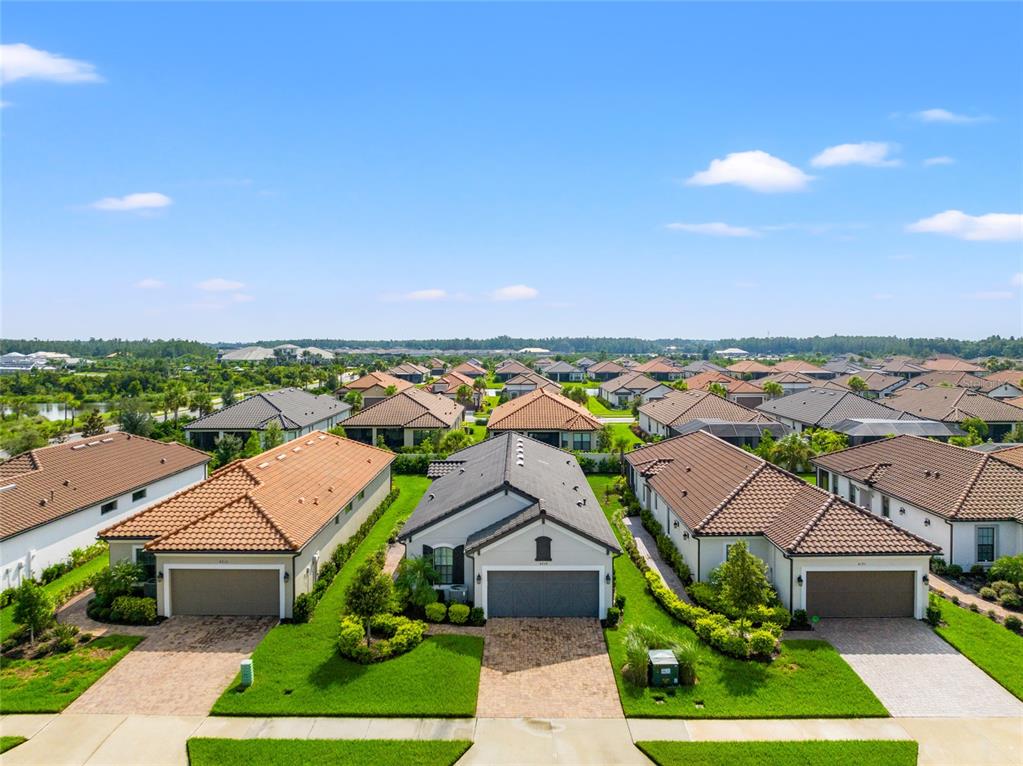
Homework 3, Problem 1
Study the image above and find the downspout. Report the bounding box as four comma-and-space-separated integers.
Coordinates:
696, 537, 701, 581
786, 554, 794, 611
946, 521, 954, 567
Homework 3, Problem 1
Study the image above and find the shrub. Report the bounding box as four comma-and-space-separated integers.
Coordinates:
392, 453, 439, 475
614, 594, 626, 611
979, 587, 998, 601
988, 554, 1023, 586
1004, 615, 1022, 632
92, 561, 144, 607
790, 609, 810, 629
945, 564, 964, 579
109, 596, 157, 625
969, 602, 979, 613
622, 629, 650, 687
51, 623, 80, 654
929, 557, 947, 575
605, 606, 621, 627
12, 580, 54, 643
987, 609, 998, 620
748, 629, 777, 657
475, 417, 488, 426
951, 595, 960, 605
336, 614, 426, 663
468, 607, 486, 626
925, 593, 942, 626
448, 603, 470, 625
990, 580, 1018, 597
40, 561, 72, 584
0, 587, 16, 608
998, 592, 1021, 610
292, 593, 316, 624
424, 602, 447, 623
970, 564, 987, 577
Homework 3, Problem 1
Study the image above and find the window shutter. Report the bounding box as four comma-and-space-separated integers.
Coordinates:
422, 544, 434, 562
453, 545, 464, 584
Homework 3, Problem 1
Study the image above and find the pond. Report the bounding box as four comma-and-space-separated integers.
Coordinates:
2, 401, 113, 421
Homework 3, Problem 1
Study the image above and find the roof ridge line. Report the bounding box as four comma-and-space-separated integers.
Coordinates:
695, 460, 767, 532
145, 493, 258, 549
951, 452, 990, 519
787, 494, 836, 551
247, 495, 299, 549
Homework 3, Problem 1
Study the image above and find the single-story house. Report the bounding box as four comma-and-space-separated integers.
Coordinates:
922, 357, 986, 374
575, 357, 597, 373
822, 356, 866, 376
399, 433, 620, 617
771, 359, 833, 379
833, 371, 906, 398
880, 359, 929, 379
756, 388, 923, 433
759, 371, 818, 395
488, 387, 602, 451
668, 419, 789, 448
599, 372, 672, 407
908, 371, 1023, 400
633, 356, 684, 381
587, 360, 627, 381
427, 358, 447, 377
1, 434, 209, 589
337, 371, 413, 408
627, 432, 938, 618
680, 360, 728, 378
828, 418, 963, 445
686, 371, 767, 408
990, 444, 1023, 468
813, 435, 1023, 570
886, 386, 1023, 441
638, 389, 774, 439
342, 388, 466, 450
493, 359, 534, 382
544, 361, 585, 382
503, 372, 561, 399
614, 357, 638, 369
533, 357, 556, 372
100, 433, 394, 618
984, 370, 1023, 388
185, 389, 351, 450
386, 362, 431, 384
452, 361, 487, 379
726, 360, 774, 379
428, 370, 476, 401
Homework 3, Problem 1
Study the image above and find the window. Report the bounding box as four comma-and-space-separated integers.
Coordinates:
724, 543, 734, 559
572, 433, 591, 451
433, 547, 454, 585
976, 527, 995, 563
848, 484, 857, 504
101, 500, 118, 514
335, 514, 340, 525
134, 548, 156, 581
132, 488, 147, 503
881, 496, 890, 517
345, 502, 353, 513
535, 536, 552, 562
818, 471, 829, 491
358, 490, 365, 500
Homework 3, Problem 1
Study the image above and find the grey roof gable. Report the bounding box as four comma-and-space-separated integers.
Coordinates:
756, 388, 917, 428
399, 432, 619, 551
185, 388, 350, 431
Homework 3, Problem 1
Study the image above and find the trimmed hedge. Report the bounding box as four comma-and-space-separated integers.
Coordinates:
687, 582, 791, 628
336, 613, 426, 663
110, 596, 157, 625
639, 508, 692, 584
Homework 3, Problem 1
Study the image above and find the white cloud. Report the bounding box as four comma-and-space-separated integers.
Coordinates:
0, 43, 102, 84
906, 210, 1023, 242
90, 192, 172, 212
1012, 273, 1023, 288
665, 222, 759, 238
811, 142, 901, 168
914, 108, 990, 124
923, 156, 955, 166
686, 150, 813, 193
965, 290, 1014, 301
491, 284, 539, 301
197, 278, 245, 292
402, 289, 448, 301
134, 278, 165, 289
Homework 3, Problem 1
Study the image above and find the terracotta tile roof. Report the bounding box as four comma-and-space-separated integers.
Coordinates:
813, 435, 1023, 522
588, 360, 626, 375
494, 359, 533, 375
881, 359, 929, 375
1007, 396, 1023, 409
634, 356, 682, 375
430, 371, 474, 393
726, 360, 773, 374
601, 372, 665, 394
488, 388, 602, 432
428, 358, 446, 369
343, 371, 413, 393
504, 372, 561, 391
760, 371, 817, 386
341, 388, 465, 429
626, 432, 936, 556
887, 387, 1023, 423
386, 362, 430, 377
101, 432, 394, 552
757, 388, 917, 427
833, 371, 905, 393
1, 433, 210, 540
985, 370, 1023, 386
685, 371, 736, 389
922, 358, 985, 373
993, 445, 1023, 469
772, 359, 824, 373
681, 360, 728, 375
452, 361, 486, 376
909, 371, 1001, 392
640, 389, 773, 429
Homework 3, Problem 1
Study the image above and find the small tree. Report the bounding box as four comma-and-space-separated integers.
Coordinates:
771, 432, 815, 473
707, 382, 728, 398
242, 431, 262, 458
214, 434, 244, 467
343, 390, 363, 413
81, 409, 106, 437
345, 558, 394, 646
394, 556, 439, 614
438, 429, 471, 454
190, 390, 214, 418
846, 375, 868, 393
13, 580, 54, 644
1, 424, 47, 456
263, 421, 284, 449
671, 379, 689, 391
612, 434, 632, 468
597, 425, 614, 452
960, 417, 989, 441
221, 385, 236, 407
718, 541, 772, 626
117, 398, 153, 437
384, 385, 398, 396
1010, 422, 1023, 443
808, 428, 848, 455
455, 385, 474, 407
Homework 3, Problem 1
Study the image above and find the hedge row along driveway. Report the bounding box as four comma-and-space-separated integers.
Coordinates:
212, 475, 484, 717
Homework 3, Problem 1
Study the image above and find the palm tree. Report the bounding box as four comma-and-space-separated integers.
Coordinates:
771, 433, 815, 473
761, 381, 784, 399
612, 435, 632, 470
707, 382, 728, 398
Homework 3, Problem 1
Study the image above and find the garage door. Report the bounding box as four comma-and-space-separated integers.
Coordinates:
169, 568, 280, 616
487, 570, 599, 617
806, 570, 914, 618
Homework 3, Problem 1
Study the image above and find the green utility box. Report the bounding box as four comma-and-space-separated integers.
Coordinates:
647, 649, 678, 687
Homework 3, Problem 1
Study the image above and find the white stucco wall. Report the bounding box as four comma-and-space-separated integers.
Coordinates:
0, 465, 207, 589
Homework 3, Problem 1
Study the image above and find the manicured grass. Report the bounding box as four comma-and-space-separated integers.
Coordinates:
636, 740, 918, 766
606, 422, 643, 448
0, 634, 143, 713
1, 736, 27, 754
466, 424, 487, 443
0, 554, 108, 641
212, 476, 484, 717
935, 599, 1023, 700
586, 396, 634, 418
797, 472, 817, 486
587, 476, 888, 719
187, 738, 473, 766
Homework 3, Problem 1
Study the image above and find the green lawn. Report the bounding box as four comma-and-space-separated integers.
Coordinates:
187, 738, 473, 766
212, 475, 484, 717
935, 599, 1023, 700
1, 736, 27, 754
636, 740, 918, 766
587, 476, 888, 719
606, 422, 643, 448
587, 396, 634, 418
796, 472, 817, 486
0, 634, 143, 713
0, 554, 109, 641
466, 424, 487, 443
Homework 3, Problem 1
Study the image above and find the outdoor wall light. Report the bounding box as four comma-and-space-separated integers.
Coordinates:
157, 571, 164, 581
476, 573, 482, 584
605, 573, 612, 584
682, 532, 690, 540
924, 518, 931, 526
673, 520, 680, 528
796, 575, 804, 586
922, 574, 929, 583
283, 571, 290, 582
899, 508, 906, 515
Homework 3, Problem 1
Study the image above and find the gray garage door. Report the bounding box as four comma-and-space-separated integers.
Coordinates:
806, 570, 915, 618
487, 570, 599, 617
169, 568, 280, 616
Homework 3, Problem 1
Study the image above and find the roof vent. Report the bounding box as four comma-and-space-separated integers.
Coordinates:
328, 485, 334, 492
573, 485, 579, 491
39, 498, 47, 506
63, 479, 70, 486
277, 454, 287, 461
292, 446, 301, 452
924, 469, 931, 477
681, 490, 688, 497
71, 444, 87, 450
298, 497, 305, 504
258, 462, 270, 469
428, 493, 435, 501
88, 441, 100, 446
306, 440, 315, 446
160, 457, 167, 464
318, 435, 326, 440
517, 459, 525, 466
101, 437, 113, 443
934, 471, 940, 478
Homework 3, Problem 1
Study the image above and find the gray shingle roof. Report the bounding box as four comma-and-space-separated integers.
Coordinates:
400, 432, 619, 552
544, 361, 582, 374
185, 388, 349, 431
756, 388, 918, 428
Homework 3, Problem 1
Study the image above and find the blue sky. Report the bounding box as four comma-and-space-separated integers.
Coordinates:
2, 2, 1021, 343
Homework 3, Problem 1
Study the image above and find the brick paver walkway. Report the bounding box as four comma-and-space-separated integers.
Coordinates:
813, 618, 1023, 718
476, 618, 622, 719
622, 517, 692, 604
930, 575, 1019, 622
62, 612, 277, 716
382, 542, 405, 577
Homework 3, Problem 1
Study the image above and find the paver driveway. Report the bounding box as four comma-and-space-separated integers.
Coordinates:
62, 615, 276, 716
476, 618, 622, 718
813, 618, 1023, 718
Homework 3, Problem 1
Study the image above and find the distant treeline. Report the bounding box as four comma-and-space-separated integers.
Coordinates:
0, 338, 216, 359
